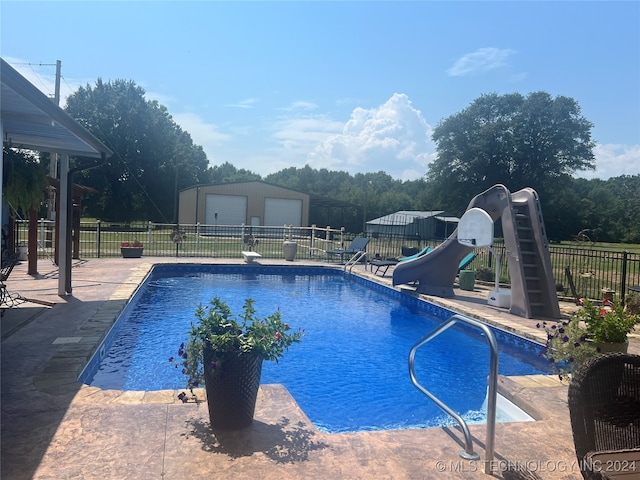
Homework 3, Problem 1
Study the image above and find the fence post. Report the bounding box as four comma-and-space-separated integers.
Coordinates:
96, 220, 101, 258
311, 225, 316, 258
38, 218, 44, 255
147, 222, 153, 249
621, 250, 628, 303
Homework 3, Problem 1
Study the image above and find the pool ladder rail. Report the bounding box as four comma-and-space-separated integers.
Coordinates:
344, 251, 367, 274
408, 314, 498, 474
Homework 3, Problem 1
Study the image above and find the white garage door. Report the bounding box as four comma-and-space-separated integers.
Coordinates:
205, 194, 247, 225
264, 198, 302, 226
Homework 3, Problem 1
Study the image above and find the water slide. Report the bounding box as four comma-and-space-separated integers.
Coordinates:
392, 184, 560, 319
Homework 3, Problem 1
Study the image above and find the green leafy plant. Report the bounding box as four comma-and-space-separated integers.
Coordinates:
2, 147, 48, 213
578, 297, 639, 344
538, 297, 639, 381
538, 316, 597, 381
171, 297, 304, 392
475, 267, 494, 282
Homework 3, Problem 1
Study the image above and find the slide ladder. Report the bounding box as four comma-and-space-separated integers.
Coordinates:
505, 188, 560, 319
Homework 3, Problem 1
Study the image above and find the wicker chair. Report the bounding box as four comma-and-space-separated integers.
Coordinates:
568, 352, 640, 480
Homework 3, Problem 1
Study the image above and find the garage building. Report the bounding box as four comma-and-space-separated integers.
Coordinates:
179, 181, 310, 227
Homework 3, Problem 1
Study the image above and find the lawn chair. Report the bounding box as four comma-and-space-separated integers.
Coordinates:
457, 252, 476, 271
568, 352, 640, 480
327, 237, 370, 262
370, 247, 444, 277
401, 246, 433, 262
369, 258, 399, 276
1, 252, 19, 282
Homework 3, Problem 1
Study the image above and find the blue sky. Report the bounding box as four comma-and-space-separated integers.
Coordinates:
2, 1, 639, 181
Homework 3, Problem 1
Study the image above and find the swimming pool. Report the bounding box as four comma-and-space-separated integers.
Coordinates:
81, 265, 550, 433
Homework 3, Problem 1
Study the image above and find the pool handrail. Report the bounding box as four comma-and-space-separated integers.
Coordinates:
408, 313, 498, 474
345, 250, 367, 274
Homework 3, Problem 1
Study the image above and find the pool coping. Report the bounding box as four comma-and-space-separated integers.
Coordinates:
33, 261, 563, 415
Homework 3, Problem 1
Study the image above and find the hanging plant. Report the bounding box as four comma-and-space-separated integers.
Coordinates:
2, 146, 48, 213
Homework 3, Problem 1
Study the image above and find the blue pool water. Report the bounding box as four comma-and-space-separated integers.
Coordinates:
82, 265, 550, 433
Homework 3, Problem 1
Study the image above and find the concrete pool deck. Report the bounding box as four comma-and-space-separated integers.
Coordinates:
2, 257, 639, 479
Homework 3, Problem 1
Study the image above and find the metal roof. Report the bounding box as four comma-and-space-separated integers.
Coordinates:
1, 58, 112, 158
367, 210, 459, 226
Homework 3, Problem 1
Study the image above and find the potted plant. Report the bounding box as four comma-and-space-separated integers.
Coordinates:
171, 297, 303, 429
538, 297, 639, 380
120, 240, 143, 258
538, 316, 597, 381
579, 297, 639, 353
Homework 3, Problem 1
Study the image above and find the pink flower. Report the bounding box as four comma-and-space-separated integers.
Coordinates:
275, 332, 282, 341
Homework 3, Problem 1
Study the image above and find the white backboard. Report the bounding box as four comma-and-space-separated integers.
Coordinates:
457, 207, 494, 247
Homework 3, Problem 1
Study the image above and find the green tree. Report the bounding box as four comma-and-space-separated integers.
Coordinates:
537, 175, 583, 241
428, 92, 596, 215
205, 162, 261, 184
613, 175, 640, 243
569, 175, 640, 243
64, 79, 209, 222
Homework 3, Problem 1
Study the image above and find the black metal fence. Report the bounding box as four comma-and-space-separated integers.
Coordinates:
14, 220, 640, 302
365, 235, 640, 303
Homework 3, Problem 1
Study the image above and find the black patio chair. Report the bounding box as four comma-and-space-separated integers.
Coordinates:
1, 251, 19, 282
326, 237, 370, 262
568, 352, 640, 479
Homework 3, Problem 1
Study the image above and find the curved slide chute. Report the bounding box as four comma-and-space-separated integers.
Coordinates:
392, 184, 560, 319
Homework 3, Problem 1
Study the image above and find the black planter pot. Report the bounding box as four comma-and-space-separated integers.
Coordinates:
121, 247, 143, 258
203, 350, 263, 429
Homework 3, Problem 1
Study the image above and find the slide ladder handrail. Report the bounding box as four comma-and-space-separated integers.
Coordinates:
408, 314, 499, 474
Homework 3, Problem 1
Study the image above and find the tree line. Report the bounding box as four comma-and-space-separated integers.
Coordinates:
3, 79, 639, 244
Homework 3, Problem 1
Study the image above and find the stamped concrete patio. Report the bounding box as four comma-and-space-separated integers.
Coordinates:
2, 257, 639, 479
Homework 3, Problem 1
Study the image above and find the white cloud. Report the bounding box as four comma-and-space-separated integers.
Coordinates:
278, 101, 318, 112
271, 116, 343, 152
576, 144, 640, 180
307, 93, 435, 180
172, 112, 234, 163
224, 98, 259, 109
447, 47, 516, 77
